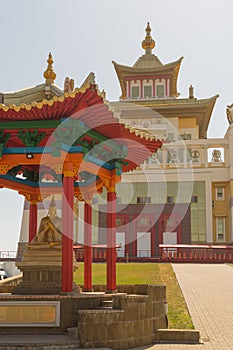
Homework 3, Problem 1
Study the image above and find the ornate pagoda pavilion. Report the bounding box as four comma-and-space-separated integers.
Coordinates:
0, 53, 162, 293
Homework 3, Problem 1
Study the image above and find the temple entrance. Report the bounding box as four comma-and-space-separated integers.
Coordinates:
116, 232, 125, 257
137, 232, 151, 257
99, 203, 191, 260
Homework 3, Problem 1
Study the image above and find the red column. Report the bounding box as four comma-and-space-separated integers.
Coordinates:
29, 200, 37, 242
106, 186, 117, 292
62, 162, 74, 293
84, 202, 92, 291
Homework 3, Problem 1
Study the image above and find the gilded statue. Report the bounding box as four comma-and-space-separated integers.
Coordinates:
32, 195, 62, 243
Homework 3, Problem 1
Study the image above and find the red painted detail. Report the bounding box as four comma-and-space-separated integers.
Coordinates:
62, 163, 74, 293
125, 75, 171, 82
0, 88, 102, 121
84, 202, 92, 290
29, 202, 37, 242
151, 225, 156, 257
126, 80, 130, 98
106, 191, 117, 291
153, 80, 156, 97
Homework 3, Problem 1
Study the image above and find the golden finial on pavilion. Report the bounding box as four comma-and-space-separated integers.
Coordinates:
141, 22, 155, 54
43, 52, 57, 84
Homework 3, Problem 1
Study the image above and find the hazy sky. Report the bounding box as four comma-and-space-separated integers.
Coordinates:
1, 0, 233, 250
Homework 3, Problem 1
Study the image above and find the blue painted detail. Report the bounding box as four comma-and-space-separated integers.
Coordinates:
0, 174, 99, 188
3, 147, 47, 154
3, 145, 83, 155
61, 144, 83, 153
0, 174, 39, 187
84, 154, 114, 170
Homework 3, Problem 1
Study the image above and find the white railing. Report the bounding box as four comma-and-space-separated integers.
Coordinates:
0, 251, 17, 260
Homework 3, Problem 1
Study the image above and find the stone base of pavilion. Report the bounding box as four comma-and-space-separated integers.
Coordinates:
13, 242, 79, 295
0, 284, 173, 350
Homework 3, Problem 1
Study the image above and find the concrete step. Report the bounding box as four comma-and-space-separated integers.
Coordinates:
0, 334, 80, 350
154, 329, 200, 344
67, 327, 79, 342
99, 300, 113, 309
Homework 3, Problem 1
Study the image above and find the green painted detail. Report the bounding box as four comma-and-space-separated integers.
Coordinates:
61, 118, 124, 153
0, 120, 60, 130
50, 121, 86, 157
54, 127, 83, 145
79, 139, 98, 155
0, 131, 10, 157
109, 159, 129, 176
86, 142, 128, 164
18, 130, 45, 147
7, 165, 39, 183
7, 165, 21, 177
23, 169, 39, 183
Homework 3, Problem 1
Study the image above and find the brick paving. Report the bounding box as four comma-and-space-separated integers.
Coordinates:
132, 263, 233, 350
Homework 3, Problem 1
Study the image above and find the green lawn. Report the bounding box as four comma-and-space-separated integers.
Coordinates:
74, 263, 194, 329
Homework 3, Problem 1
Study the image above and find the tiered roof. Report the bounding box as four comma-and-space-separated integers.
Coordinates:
112, 23, 219, 139
112, 22, 183, 99
0, 54, 162, 198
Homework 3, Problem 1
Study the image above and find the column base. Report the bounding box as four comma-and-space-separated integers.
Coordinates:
105, 289, 118, 294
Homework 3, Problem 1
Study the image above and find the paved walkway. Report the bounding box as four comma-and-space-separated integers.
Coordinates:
133, 263, 233, 350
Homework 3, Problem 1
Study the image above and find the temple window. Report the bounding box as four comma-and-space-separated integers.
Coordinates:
167, 196, 174, 204
156, 85, 165, 98
131, 85, 140, 98
191, 195, 198, 203
216, 217, 225, 242
143, 85, 152, 98
179, 133, 192, 140
137, 197, 151, 204
216, 187, 224, 200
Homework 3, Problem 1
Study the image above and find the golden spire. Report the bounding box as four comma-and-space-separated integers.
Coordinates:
43, 52, 57, 84
141, 22, 155, 54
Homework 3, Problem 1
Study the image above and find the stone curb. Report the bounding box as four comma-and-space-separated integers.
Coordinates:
154, 329, 200, 343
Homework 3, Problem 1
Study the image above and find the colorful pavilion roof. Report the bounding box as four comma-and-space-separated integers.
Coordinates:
0, 84, 102, 121
0, 75, 162, 174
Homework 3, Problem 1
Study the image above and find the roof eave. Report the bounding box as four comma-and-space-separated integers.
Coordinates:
112, 57, 184, 99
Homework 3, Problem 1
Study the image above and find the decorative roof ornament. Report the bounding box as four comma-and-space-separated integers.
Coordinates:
64, 77, 74, 93
141, 22, 155, 54
43, 52, 57, 85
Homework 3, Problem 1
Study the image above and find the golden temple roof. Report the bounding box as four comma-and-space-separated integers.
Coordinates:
112, 22, 183, 99
112, 57, 183, 99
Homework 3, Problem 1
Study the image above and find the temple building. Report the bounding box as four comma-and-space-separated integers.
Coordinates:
3, 23, 233, 261
92, 22, 233, 259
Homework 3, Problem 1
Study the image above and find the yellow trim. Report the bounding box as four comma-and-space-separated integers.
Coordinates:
63, 170, 74, 177
0, 86, 91, 113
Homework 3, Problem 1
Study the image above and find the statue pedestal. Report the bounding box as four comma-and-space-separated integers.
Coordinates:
13, 243, 79, 295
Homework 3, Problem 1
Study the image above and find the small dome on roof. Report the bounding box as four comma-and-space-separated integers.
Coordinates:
133, 53, 163, 69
